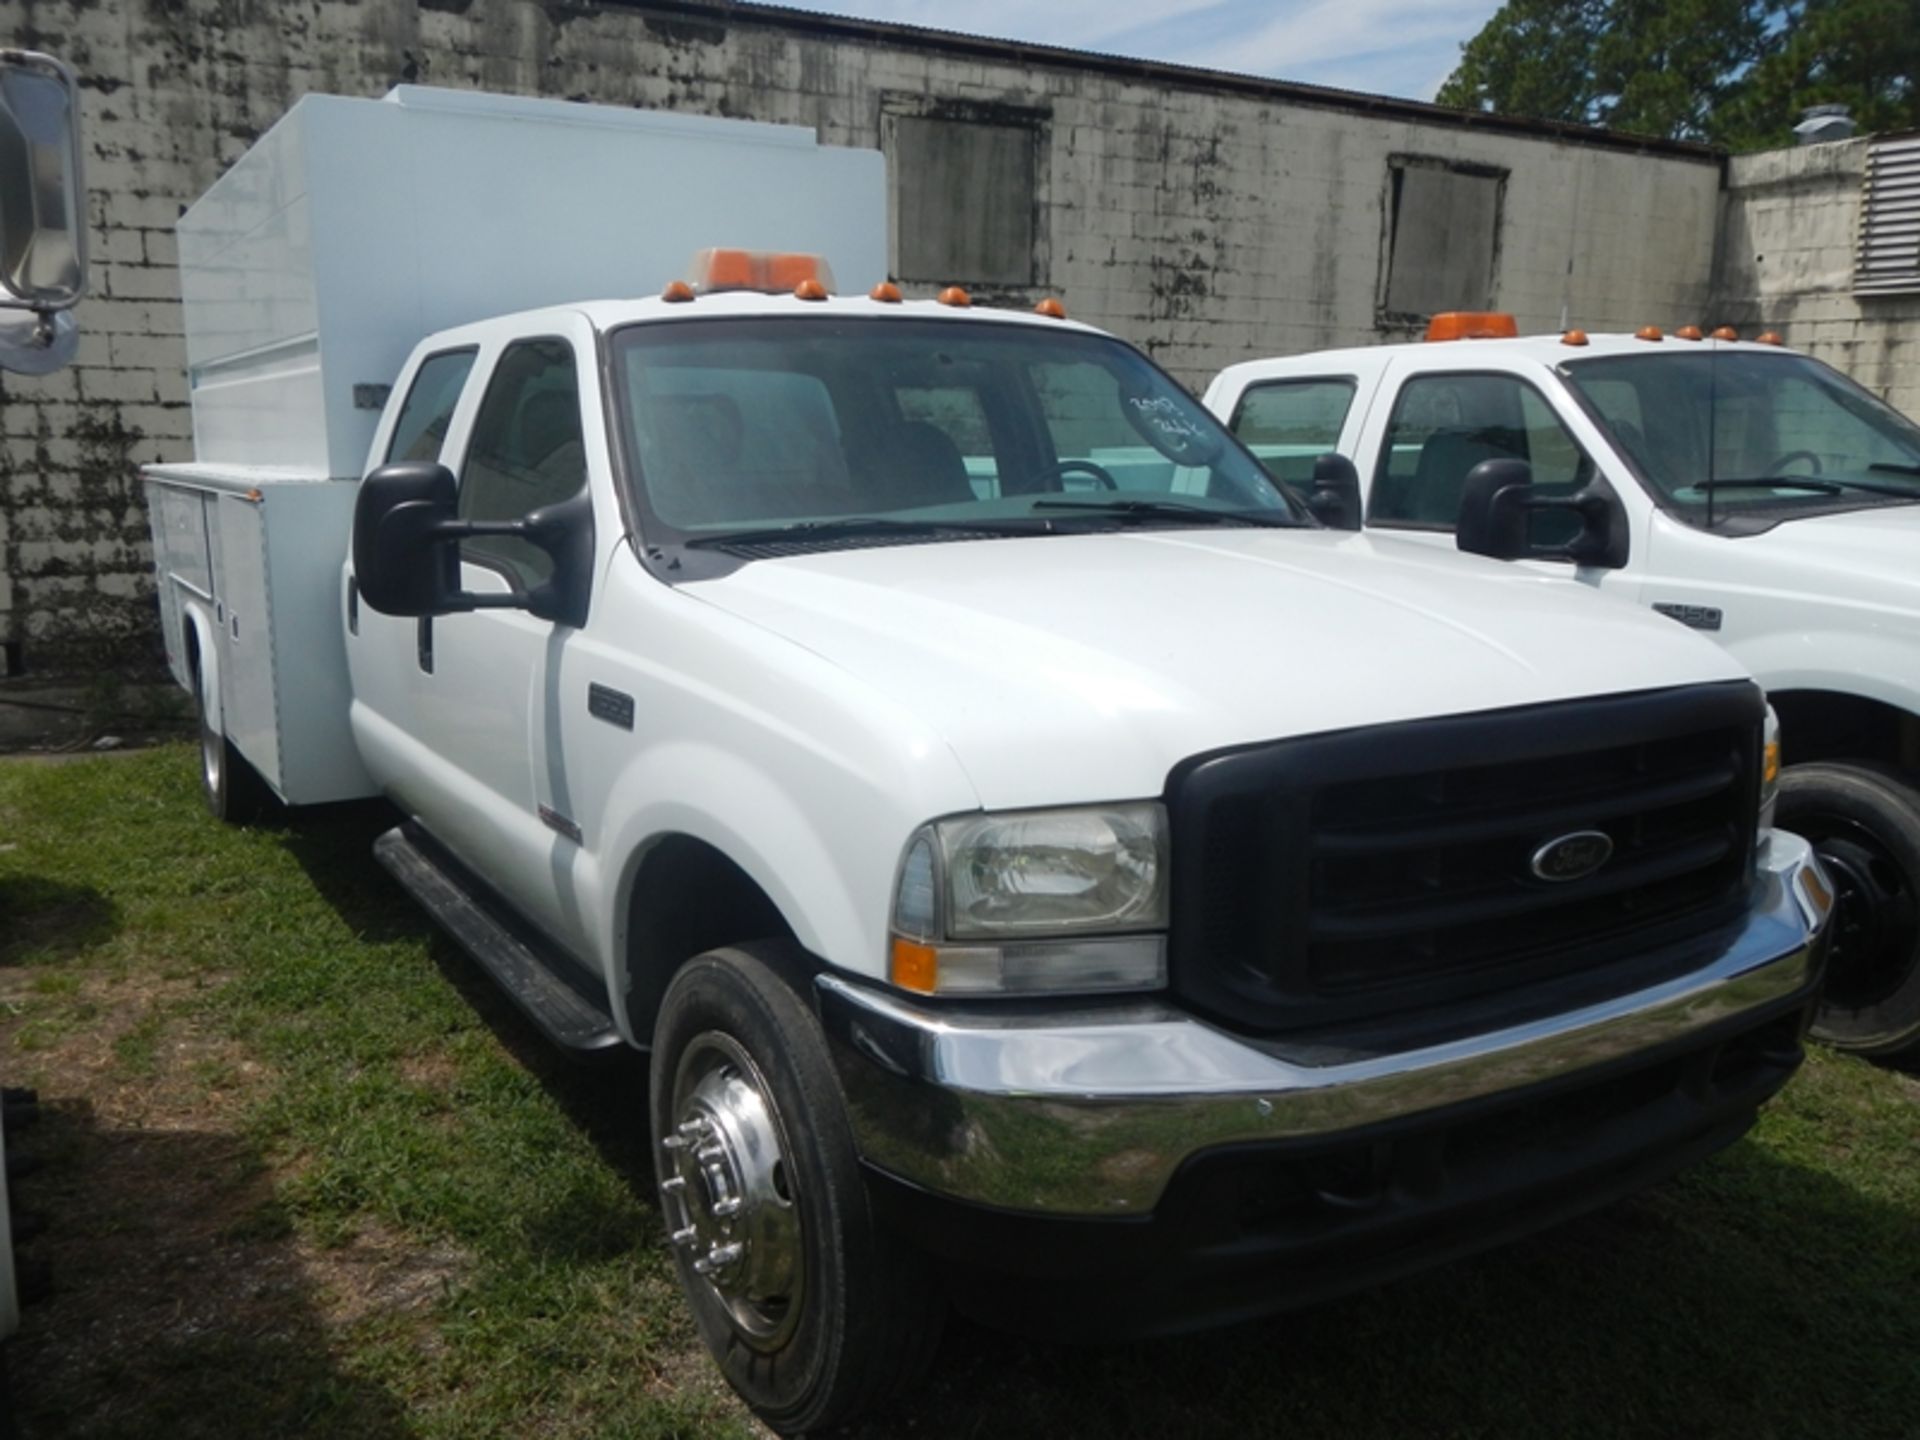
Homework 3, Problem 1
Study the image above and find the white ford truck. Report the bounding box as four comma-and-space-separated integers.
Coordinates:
145, 93, 1834, 1433
1207, 316, 1920, 1060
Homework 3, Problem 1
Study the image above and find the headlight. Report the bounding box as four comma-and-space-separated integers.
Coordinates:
1759, 704, 1782, 835
888, 803, 1169, 996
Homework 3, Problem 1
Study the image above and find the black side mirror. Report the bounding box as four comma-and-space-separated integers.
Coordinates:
1306, 452, 1363, 531
351, 461, 596, 628
1456, 459, 1534, 561
1456, 459, 1628, 568
353, 462, 460, 616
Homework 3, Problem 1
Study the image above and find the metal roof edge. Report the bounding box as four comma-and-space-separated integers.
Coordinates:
616, 0, 1727, 164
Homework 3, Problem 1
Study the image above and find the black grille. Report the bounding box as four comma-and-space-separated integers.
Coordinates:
1167, 683, 1764, 1033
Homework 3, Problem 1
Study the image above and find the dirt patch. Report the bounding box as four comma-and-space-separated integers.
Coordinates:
297, 1223, 473, 1331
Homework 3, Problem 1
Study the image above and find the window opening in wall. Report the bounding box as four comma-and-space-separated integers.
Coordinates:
1378, 155, 1508, 328
884, 99, 1048, 289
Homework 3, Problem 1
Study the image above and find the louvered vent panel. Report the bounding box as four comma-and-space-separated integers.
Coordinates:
1856, 135, 1920, 295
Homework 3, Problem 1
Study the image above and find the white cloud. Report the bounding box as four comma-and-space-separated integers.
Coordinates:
772, 0, 1500, 100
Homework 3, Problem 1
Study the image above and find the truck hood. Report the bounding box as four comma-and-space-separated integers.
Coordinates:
690, 529, 1751, 809
1728, 502, 1920, 605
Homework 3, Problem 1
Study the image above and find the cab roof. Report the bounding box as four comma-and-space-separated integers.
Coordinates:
1216, 331, 1807, 386
422, 288, 1113, 348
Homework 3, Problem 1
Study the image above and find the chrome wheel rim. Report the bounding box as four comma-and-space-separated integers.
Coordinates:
661, 1031, 804, 1351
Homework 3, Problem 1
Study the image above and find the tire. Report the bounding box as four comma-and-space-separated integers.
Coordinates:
650, 943, 944, 1435
192, 657, 275, 825
1776, 762, 1920, 1060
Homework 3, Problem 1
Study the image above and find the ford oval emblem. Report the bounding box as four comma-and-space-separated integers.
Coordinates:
1530, 830, 1613, 883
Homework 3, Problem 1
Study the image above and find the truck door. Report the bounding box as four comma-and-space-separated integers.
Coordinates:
408, 331, 597, 952
346, 344, 479, 776
1355, 364, 1637, 596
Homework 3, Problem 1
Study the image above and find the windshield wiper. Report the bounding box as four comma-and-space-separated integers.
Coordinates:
1868, 461, 1920, 477
1693, 478, 1845, 496
682, 515, 1042, 549
1697, 476, 1920, 499
1028, 497, 1298, 527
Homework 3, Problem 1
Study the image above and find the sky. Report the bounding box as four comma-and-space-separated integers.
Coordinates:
772, 0, 1507, 102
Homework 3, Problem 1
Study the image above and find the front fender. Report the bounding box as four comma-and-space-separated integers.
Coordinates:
591, 736, 976, 1045
1724, 630, 1920, 724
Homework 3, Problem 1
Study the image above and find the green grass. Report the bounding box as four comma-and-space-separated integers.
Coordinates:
2, 746, 1917, 1439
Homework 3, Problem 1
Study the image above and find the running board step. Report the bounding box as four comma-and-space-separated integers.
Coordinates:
374, 825, 623, 1056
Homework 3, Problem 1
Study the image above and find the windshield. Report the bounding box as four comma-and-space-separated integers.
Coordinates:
608, 317, 1301, 550
1563, 350, 1920, 526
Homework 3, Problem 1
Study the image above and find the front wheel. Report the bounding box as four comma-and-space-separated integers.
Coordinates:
1776, 762, 1920, 1060
650, 944, 944, 1434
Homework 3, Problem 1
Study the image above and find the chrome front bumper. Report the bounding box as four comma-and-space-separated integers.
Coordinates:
816, 831, 1833, 1217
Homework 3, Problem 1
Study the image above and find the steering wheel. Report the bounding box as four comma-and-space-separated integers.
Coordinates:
1767, 449, 1824, 477
1033, 459, 1119, 491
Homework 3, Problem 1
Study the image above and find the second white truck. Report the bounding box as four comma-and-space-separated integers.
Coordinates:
1208, 317, 1920, 1060
146, 94, 1833, 1433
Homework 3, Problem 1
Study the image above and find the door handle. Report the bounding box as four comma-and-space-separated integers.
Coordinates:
417, 616, 433, 673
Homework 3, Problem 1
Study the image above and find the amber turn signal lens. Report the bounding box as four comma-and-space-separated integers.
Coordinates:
1757, 330, 1785, 346
1676, 325, 1704, 341
1764, 740, 1782, 786
870, 281, 903, 303
661, 280, 695, 303
1035, 297, 1067, 319
938, 285, 972, 308
1712, 325, 1739, 341
1561, 329, 1590, 347
889, 937, 939, 995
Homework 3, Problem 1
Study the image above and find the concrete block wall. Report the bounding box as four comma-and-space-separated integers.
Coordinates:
0, 0, 1730, 671
1715, 140, 1920, 415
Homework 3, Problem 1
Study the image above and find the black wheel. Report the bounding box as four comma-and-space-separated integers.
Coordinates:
1776, 762, 1920, 1060
192, 657, 274, 825
650, 944, 944, 1434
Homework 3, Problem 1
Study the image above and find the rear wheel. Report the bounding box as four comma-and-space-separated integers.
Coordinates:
650, 944, 943, 1435
192, 655, 274, 825
1776, 762, 1920, 1060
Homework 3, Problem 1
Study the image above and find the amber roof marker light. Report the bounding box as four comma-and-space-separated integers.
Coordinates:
1711, 326, 1739, 341
1676, 325, 1704, 341
661, 280, 695, 304
1561, 329, 1590, 347
1636, 325, 1665, 342
1757, 330, 1786, 346
869, 281, 903, 303
938, 286, 972, 308
1035, 297, 1068, 319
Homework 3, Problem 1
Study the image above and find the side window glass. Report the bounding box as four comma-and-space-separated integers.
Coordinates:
894, 385, 1000, 499
1370, 374, 1532, 529
384, 348, 477, 464
458, 339, 587, 589
1229, 379, 1355, 487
